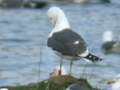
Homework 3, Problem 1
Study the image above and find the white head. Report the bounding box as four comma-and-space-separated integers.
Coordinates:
47, 6, 70, 37
103, 30, 113, 42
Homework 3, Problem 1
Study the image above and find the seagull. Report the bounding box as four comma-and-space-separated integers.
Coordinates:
47, 6, 102, 74
102, 30, 120, 54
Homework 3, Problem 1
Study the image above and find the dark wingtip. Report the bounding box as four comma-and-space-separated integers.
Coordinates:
85, 53, 103, 62
92, 57, 103, 62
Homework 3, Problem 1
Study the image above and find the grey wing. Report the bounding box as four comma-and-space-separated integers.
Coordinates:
48, 37, 66, 53
48, 30, 87, 56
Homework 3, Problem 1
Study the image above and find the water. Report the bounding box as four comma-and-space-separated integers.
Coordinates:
0, 2, 120, 90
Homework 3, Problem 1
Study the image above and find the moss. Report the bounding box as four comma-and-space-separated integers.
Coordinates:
3, 75, 101, 90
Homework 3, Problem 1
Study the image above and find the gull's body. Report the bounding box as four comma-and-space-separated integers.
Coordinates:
47, 6, 102, 74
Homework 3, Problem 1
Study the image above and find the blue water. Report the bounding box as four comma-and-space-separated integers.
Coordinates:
0, 1, 120, 90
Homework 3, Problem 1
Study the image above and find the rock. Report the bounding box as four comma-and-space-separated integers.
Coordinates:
4, 75, 101, 90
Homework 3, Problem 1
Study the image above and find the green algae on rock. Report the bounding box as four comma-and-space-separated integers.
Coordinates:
4, 75, 101, 90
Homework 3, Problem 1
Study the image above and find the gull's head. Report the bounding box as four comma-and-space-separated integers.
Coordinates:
103, 30, 113, 42
48, 7, 65, 26
47, 6, 70, 30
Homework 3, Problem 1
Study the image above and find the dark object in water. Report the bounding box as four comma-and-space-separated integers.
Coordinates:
0, 0, 48, 8
23, 1, 48, 9
0, 0, 23, 8
101, 0, 110, 3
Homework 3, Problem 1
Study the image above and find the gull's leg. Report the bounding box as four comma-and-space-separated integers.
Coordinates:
59, 56, 63, 75
69, 60, 73, 75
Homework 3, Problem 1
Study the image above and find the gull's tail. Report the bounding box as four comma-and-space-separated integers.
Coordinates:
84, 53, 102, 62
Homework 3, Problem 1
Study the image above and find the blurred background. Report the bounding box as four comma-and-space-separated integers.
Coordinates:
0, 0, 120, 90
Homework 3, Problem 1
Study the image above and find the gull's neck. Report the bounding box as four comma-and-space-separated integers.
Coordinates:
49, 16, 70, 37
